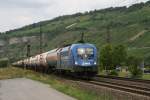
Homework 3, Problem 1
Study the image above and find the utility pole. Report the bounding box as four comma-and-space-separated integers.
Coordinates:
26, 43, 31, 57
78, 32, 85, 43
81, 32, 84, 43
39, 24, 42, 54
25, 41, 30, 70
105, 25, 111, 75
39, 23, 44, 72
106, 25, 111, 44
5, 34, 10, 67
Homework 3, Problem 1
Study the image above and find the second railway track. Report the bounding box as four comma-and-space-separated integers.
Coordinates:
87, 75, 150, 97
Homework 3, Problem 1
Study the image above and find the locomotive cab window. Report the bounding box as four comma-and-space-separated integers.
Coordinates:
77, 48, 94, 59
86, 48, 94, 58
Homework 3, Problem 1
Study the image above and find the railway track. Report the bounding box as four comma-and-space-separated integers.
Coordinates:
96, 75, 150, 84
88, 75, 150, 97
53, 73, 150, 98
52, 74, 150, 99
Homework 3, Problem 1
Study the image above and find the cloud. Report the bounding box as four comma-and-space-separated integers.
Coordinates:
0, 0, 50, 8
0, 0, 149, 32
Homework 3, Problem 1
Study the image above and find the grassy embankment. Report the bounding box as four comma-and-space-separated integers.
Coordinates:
0, 67, 113, 100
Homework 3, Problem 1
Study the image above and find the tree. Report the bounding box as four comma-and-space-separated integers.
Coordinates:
100, 44, 113, 71
112, 45, 127, 69
126, 56, 143, 78
145, 56, 150, 66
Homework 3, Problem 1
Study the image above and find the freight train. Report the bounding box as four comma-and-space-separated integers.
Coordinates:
13, 43, 98, 76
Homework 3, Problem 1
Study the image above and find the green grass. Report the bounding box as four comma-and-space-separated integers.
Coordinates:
142, 74, 150, 80
118, 71, 130, 77
0, 67, 113, 100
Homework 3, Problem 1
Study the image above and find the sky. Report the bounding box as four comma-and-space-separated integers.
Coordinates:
0, 0, 149, 32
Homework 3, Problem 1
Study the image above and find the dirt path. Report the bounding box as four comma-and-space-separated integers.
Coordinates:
0, 78, 76, 100
129, 30, 146, 42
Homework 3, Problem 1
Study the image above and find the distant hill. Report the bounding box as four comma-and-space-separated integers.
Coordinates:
0, 1, 150, 64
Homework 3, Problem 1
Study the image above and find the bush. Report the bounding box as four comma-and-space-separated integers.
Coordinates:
127, 56, 143, 78
0, 58, 9, 68
108, 70, 118, 76
129, 66, 143, 78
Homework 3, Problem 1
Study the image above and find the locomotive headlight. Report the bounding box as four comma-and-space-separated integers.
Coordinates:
77, 48, 85, 55
75, 61, 78, 65
94, 62, 97, 65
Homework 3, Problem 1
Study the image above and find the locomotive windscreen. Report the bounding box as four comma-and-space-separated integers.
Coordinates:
77, 48, 94, 59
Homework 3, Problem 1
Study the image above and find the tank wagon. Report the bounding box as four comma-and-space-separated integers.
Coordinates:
13, 43, 98, 76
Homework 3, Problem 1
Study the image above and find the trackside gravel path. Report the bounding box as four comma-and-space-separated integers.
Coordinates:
0, 78, 76, 100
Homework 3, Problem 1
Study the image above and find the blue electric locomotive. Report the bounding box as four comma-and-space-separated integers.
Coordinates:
56, 43, 98, 75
